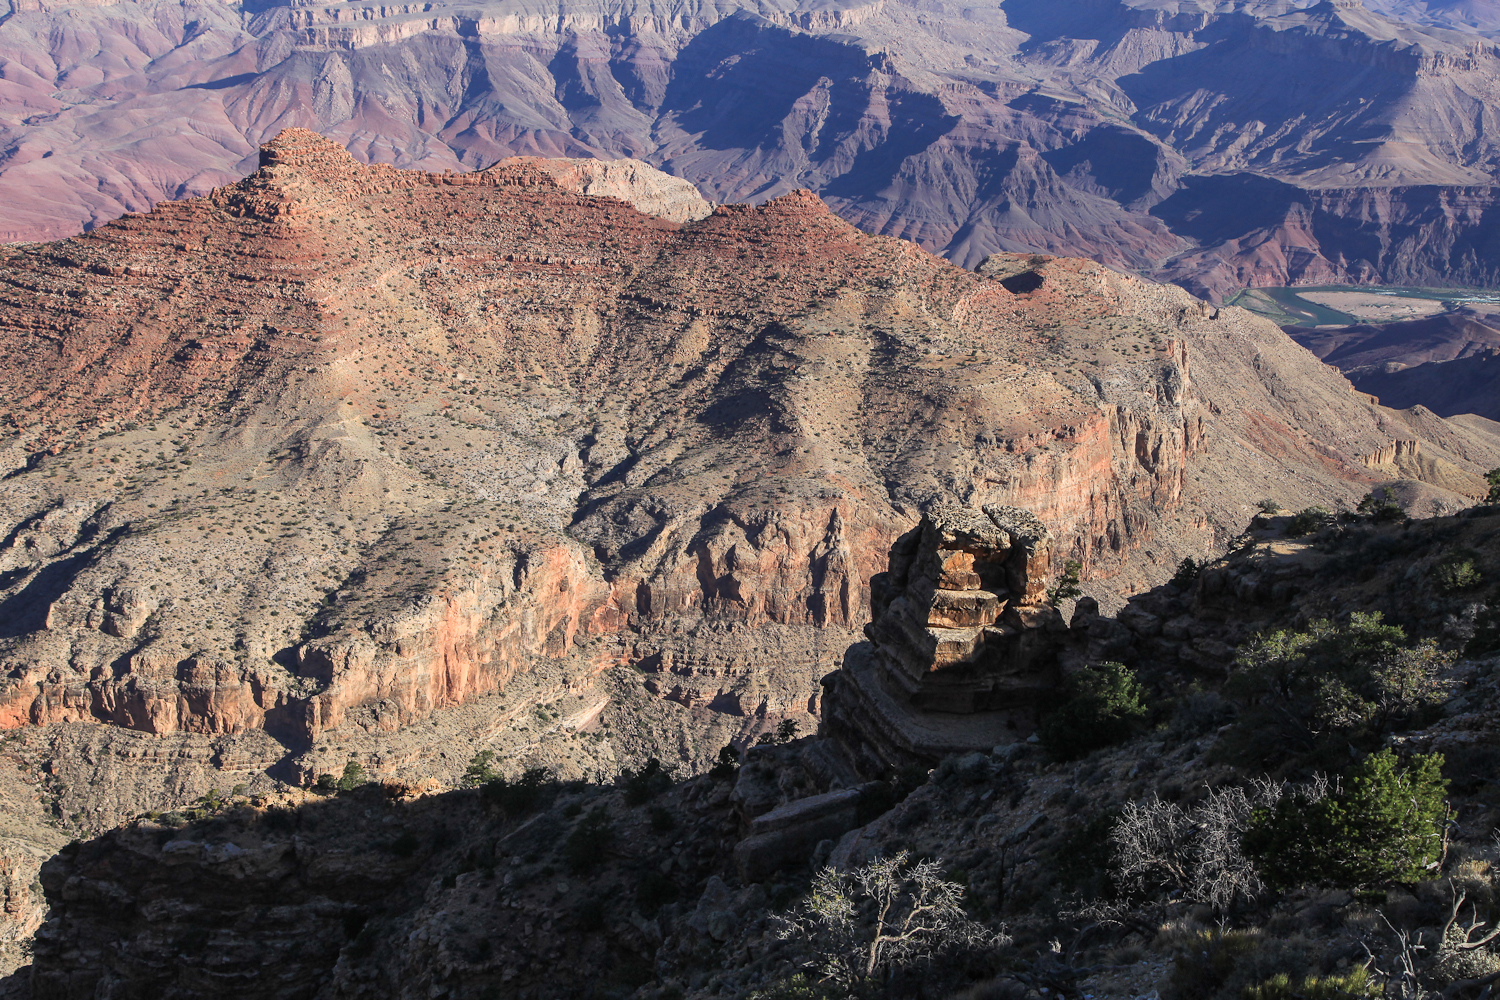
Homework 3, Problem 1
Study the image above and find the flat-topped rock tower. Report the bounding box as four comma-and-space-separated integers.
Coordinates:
823, 503, 1066, 773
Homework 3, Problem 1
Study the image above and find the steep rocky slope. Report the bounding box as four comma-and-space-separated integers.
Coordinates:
1288, 309, 1500, 419
1346, 349, 1500, 419
8, 0, 1500, 297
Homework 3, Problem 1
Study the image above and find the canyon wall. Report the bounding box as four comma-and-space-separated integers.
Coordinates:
0, 133, 1495, 774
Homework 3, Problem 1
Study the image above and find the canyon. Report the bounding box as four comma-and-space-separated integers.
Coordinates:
0, 130, 1495, 988
10, 0, 1500, 298
1287, 307, 1500, 420
0, 128, 1494, 794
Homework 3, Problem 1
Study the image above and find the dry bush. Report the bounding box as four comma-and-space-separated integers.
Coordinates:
772, 852, 1007, 989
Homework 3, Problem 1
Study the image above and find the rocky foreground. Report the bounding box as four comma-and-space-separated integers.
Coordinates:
26, 501, 1500, 1000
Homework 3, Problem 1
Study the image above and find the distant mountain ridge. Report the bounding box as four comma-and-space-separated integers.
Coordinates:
9, 0, 1500, 298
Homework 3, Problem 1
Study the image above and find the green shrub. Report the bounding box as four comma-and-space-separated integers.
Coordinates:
1433, 555, 1483, 593
1051, 810, 1118, 898
648, 805, 676, 832
1171, 557, 1200, 589
1485, 467, 1500, 504
1432, 945, 1500, 985
621, 758, 671, 806
1356, 493, 1404, 523
1046, 560, 1083, 605
1039, 662, 1149, 761
709, 744, 740, 779
461, 750, 499, 787
1217, 613, 1451, 768
1288, 506, 1334, 537
1241, 967, 1378, 999
1243, 749, 1448, 890
336, 761, 368, 792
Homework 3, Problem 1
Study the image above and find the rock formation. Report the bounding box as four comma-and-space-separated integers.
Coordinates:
10, 0, 1500, 297
500, 157, 715, 223
823, 503, 1070, 773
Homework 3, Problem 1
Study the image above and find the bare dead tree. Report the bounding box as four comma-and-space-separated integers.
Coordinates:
1361, 910, 1433, 1000
1442, 885, 1500, 954
1110, 776, 1301, 912
773, 851, 1008, 988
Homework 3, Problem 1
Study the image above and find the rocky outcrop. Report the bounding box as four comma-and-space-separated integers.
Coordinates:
497, 157, 714, 223
822, 504, 1069, 773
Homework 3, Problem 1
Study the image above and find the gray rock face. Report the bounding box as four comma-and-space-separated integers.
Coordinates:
10, 0, 1500, 296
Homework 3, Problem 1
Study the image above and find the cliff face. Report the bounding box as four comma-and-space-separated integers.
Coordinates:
0, 131, 1496, 796
8, 0, 1500, 296
1154, 182, 1500, 301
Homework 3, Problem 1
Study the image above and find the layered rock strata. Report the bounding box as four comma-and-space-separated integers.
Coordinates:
823, 504, 1067, 773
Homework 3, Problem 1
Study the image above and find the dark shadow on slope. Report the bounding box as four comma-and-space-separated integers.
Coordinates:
1349, 350, 1500, 420
184, 72, 258, 90
0, 529, 122, 639
28, 761, 760, 1000
662, 13, 874, 152
1000, 0, 1128, 43
818, 89, 960, 201
1149, 173, 1307, 244
548, 41, 607, 111
0, 967, 28, 1000
1034, 118, 1174, 207
1115, 28, 1407, 143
